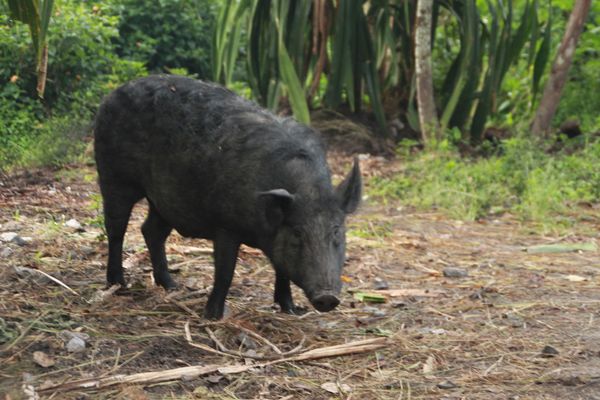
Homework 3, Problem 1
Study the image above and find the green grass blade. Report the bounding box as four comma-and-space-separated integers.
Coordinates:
440, 0, 476, 132
528, 0, 540, 66
532, 6, 551, 103
39, 0, 54, 48
273, 1, 309, 124
278, 41, 310, 124
7, 0, 42, 58
326, 0, 356, 109
212, 0, 235, 82
526, 242, 598, 254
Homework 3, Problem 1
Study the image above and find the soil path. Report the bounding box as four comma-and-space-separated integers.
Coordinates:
0, 154, 599, 399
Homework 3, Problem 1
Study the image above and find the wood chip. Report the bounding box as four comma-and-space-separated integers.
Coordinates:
33, 351, 55, 368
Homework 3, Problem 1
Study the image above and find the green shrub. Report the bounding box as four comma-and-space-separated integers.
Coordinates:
0, 2, 124, 106
20, 115, 90, 168
111, 0, 216, 78
0, 1, 148, 171
370, 136, 600, 227
0, 81, 43, 167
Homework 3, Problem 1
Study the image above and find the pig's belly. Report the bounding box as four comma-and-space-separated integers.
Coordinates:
144, 192, 217, 240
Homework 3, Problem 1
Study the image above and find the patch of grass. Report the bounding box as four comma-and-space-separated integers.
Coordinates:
370, 136, 600, 228
0, 105, 92, 172
86, 193, 105, 231
348, 219, 394, 240
21, 116, 92, 169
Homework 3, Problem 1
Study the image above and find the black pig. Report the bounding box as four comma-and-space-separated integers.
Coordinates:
94, 75, 361, 319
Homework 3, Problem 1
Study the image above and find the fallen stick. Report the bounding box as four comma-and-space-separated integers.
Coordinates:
225, 321, 283, 355
89, 284, 121, 305
15, 266, 80, 297
38, 337, 388, 393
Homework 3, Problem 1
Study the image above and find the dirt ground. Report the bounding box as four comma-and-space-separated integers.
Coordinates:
0, 153, 599, 400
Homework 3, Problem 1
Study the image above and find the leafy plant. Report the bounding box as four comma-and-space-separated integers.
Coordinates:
5, 0, 54, 97
111, 0, 216, 78
0, 1, 148, 171
214, 0, 552, 142
370, 135, 600, 228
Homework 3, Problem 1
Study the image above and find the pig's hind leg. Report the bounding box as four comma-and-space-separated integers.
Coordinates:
142, 204, 177, 290
101, 183, 143, 287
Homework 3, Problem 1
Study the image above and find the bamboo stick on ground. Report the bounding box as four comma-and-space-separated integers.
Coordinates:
38, 337, 388, 393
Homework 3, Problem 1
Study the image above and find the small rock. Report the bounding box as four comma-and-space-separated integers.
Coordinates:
184, 277, 199, 290
33, 351, 55, 368
22, 372, 35, 383
80, 246, 95, 257
0, 232, 18, 242
59, 330, 90, 342
66, 336, 86, 353
206, 374, 224, 384
437, 380, 457, 389
0, 232, 29, 246
419, 327, 447, 335
0, 246, 13, 258
362, 306, 380, 313
373, 277, 389, 290
244, 349, 260, 358
391, 301, 407, 308
15, 236, 31, 246
504, 313, 524, 328
13, 266, 52, 284
372, 309, 387, 317
236, 333, 258, 350
317, 320, 339, 329
2, 221, 20, 231
65, 218, 82, 230
541, 345, 559, 357
443, 267, 468, 278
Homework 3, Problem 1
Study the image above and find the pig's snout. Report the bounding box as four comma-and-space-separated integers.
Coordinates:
310, 293, 340, 312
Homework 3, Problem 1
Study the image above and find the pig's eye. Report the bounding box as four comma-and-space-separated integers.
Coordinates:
332, 226, 342, 245
290, 229, 302, 246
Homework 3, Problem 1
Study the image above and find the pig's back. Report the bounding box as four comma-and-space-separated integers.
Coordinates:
94, 75, 331, 239
95, 75, 246, 181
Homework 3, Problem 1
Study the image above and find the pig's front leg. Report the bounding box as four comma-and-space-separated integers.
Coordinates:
204, 230, 241, 320
275, 274, 305, 314
274, 274, 294, 313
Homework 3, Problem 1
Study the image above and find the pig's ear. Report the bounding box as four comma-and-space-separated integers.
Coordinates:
335, 157, 362, 214
258, 189, 295, 228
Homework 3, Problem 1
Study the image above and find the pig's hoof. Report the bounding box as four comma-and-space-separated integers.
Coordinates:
204, 304, 226, 320
281, 305, 308, 315
154, 274, 178, 291
160, 280, 178, 291
106, 278, 126, 289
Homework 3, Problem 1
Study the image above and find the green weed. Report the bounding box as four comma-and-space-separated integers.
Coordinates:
348, 219, 394, 240
370, 136, 600, 228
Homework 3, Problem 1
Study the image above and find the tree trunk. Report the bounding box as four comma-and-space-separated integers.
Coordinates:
36, 43, 48, 98
414, 0, 439, 145
531, 0, 591, 137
